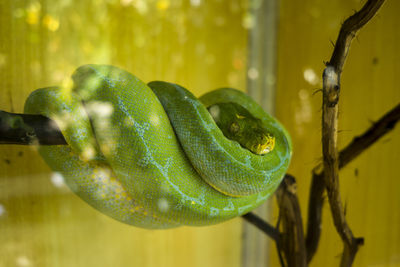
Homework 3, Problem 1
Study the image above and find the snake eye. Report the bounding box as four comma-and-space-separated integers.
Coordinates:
208, 105, 220, 122
230, 122, 240, 134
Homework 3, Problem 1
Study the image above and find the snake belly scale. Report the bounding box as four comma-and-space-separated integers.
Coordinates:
24, 64, 292, 229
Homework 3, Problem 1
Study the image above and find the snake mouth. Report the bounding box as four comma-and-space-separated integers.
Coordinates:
251, 134, 275, 155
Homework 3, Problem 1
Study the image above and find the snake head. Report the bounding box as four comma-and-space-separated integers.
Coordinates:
208, 102, 275, 155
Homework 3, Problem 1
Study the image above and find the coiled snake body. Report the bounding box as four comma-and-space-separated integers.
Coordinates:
24, 65, 292, 229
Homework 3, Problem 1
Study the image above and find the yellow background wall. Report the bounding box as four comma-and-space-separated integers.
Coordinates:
273, 0, 400, 266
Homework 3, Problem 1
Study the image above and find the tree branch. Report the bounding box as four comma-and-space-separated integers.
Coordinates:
306, 103, 400, 262
0, 110, 66, 145
338, 104, 400, 168
306, 0, 388, 266
322, 66, 362, 267
242, 212, 280, 242
276, 174, 307, 267
329, 0, 386, 73
318, 1, 386, 266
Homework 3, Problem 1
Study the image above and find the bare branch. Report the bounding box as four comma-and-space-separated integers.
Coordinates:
242, 212, 280, 242
276, 174, 307, 267
322, 66, 360, 266
319, 1, 386, 265
0, 110, 66, 145
306, 103, 400, 262
329, 0, 386, 74
306, 0, 388, 264
339, 103, 400, 168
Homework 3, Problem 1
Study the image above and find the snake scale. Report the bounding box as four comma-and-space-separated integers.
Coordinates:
24, 64, 292, 229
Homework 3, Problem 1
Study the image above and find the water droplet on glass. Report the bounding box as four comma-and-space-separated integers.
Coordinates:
51, 172, 65, 188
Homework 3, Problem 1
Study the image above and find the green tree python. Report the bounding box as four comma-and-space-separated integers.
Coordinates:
24, 64, 292, 229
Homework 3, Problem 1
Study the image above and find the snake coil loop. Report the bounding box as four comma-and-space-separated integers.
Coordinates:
25, 65, 291, 229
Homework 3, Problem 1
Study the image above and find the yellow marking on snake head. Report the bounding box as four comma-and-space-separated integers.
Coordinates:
258, 134, 275, 155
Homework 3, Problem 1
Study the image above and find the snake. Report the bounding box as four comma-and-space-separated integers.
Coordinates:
24, 64, 292, 229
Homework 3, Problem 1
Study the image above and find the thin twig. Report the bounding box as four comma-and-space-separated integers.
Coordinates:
242, 212, 280, 242
339, 103, 400, 168
329, 0, 386, 73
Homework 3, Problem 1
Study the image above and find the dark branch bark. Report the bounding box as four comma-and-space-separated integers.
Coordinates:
305, 165, 325, 263
276, 174, 307, 267
0, 110, 66, 145
329, 0, 386, 73
339, 104, 400, 168
317, 1, 386, 266
242, 212, 280, 242
306, 0, 388, 264
322, 66, 361, 267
